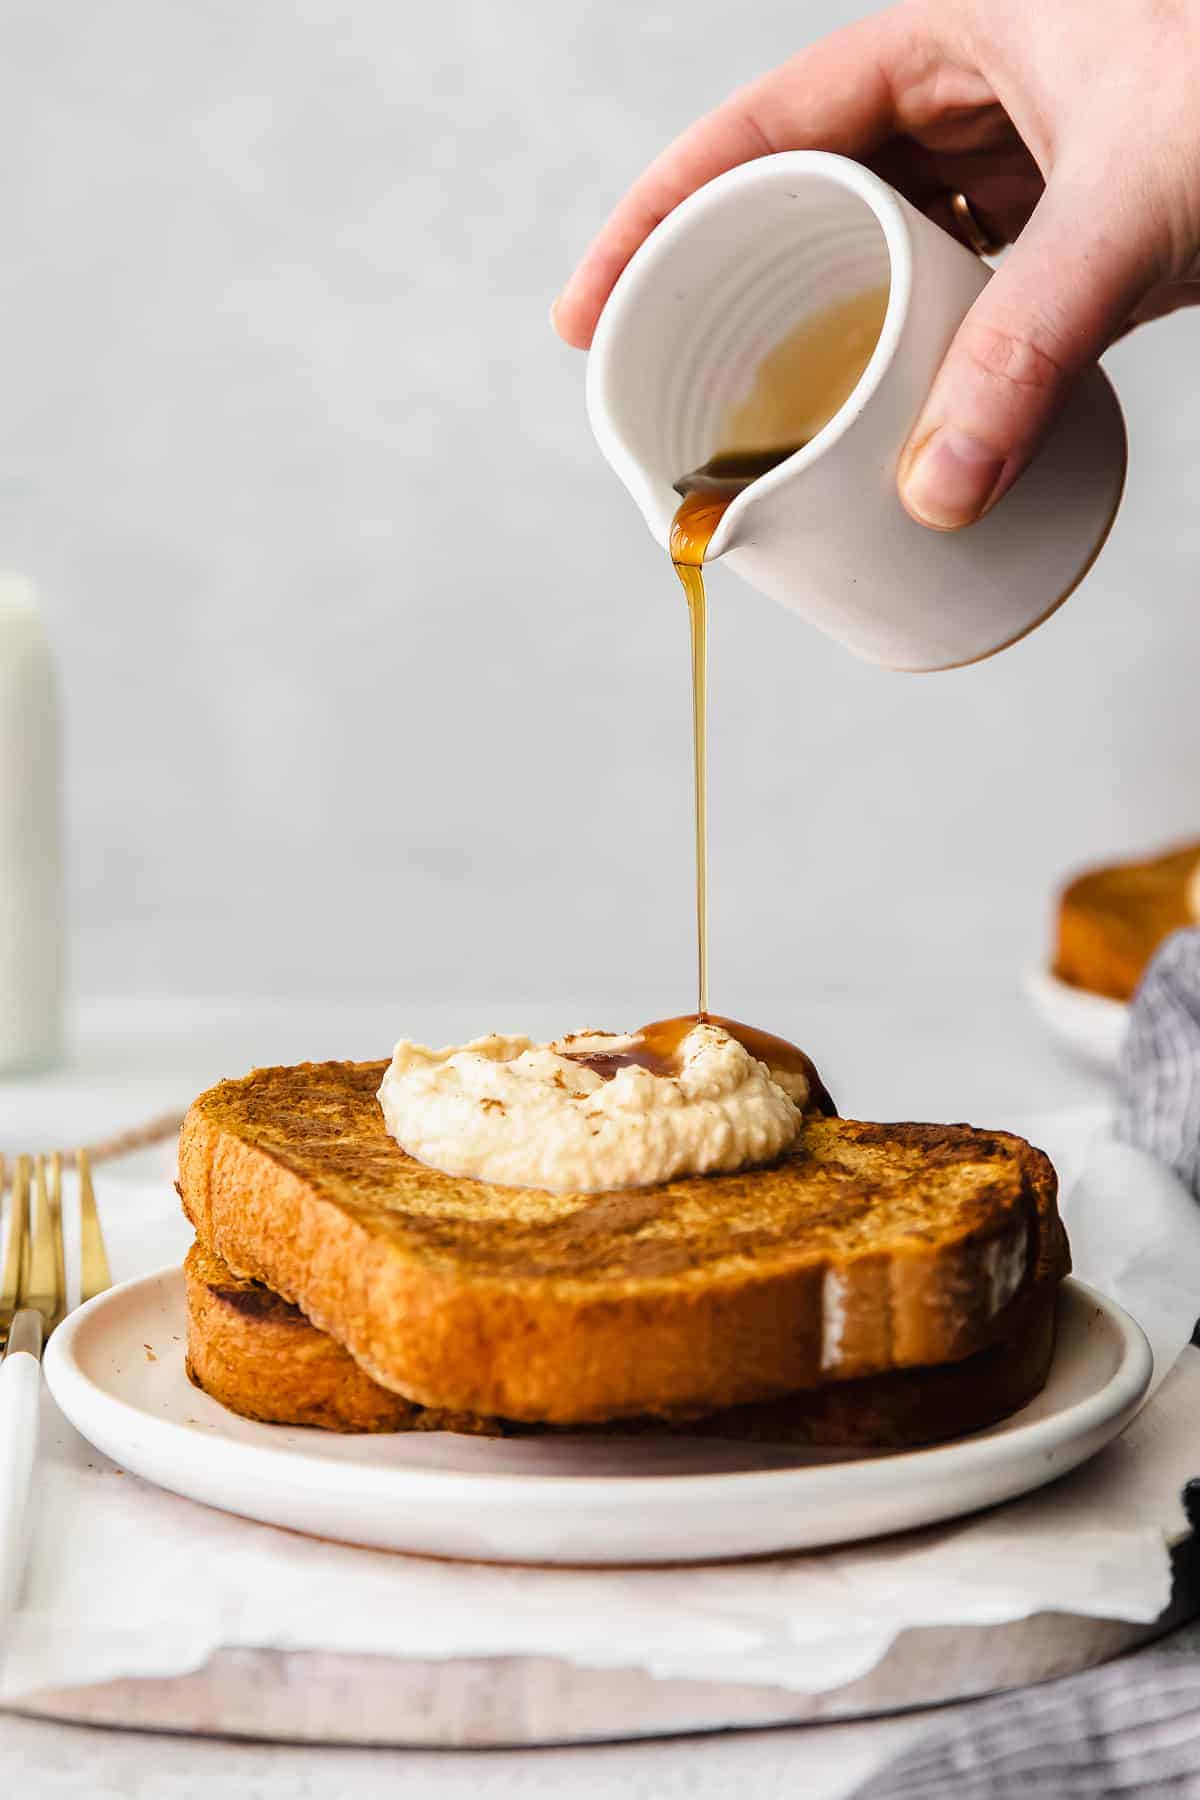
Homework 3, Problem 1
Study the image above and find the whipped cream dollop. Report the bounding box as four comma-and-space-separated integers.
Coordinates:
377, 1019, 819, 1194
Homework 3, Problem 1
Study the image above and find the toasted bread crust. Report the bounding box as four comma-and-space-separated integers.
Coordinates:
178, 1060, 1067, 1424
1054, 840, 1200, 1001
185, 1239, 1059, 1448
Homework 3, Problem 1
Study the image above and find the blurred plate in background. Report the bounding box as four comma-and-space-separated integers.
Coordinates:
1023, 964, 1128, 1074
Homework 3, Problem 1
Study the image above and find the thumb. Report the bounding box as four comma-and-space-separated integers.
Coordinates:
898, 181, 1150, 530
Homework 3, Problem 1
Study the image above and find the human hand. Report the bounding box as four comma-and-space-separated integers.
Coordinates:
554, 0, 1200, 529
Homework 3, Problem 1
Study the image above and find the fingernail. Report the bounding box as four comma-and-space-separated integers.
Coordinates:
550, 295, 563, 332
902, 427, 1006, 529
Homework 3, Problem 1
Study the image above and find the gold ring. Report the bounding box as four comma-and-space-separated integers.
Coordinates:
949, 191, 1004, 258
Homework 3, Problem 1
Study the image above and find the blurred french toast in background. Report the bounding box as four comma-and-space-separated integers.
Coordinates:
1053, 841, 1200, 1002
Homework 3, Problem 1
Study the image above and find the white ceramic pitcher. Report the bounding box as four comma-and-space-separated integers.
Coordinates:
586, 152, 1127, 672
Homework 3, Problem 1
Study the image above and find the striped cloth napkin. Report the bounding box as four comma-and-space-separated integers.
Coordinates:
857, 927, 1200, 1800
1117, 930, 1200, 1198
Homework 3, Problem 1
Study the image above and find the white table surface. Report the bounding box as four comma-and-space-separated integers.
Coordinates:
0, 977, 1188, 1799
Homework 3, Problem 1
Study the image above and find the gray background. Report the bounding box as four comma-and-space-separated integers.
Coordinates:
1, 0, 1196, 1033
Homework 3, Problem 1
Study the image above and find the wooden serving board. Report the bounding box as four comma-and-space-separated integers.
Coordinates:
13, 1539, 1198, 1747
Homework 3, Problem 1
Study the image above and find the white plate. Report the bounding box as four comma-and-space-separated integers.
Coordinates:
44, 1272, 1150, 1566
1023, 963, 1129, 1073
47, 1267, 1151, 1562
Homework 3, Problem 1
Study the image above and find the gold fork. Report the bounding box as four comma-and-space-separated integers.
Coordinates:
0, 1151, 111, 1614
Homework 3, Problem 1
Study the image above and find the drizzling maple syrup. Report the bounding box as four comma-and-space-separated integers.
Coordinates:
668, 286, 889, 1019
560, 1013, 837, 1116
671, 458, 797, 1021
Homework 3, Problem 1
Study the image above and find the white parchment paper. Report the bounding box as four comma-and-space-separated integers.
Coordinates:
3, 1107, 1199, 1704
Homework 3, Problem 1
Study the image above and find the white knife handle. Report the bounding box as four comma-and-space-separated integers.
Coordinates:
0, 1347, 41, 1618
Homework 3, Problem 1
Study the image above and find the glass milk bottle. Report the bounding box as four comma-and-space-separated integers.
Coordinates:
0, 577, 64, 1072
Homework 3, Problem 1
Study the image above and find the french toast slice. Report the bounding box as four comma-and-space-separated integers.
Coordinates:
183, 1240, 499, 1435
1054, 840, 1200, 1001
178, 1059, 1067, 1424
184, 1239, 1060, 1448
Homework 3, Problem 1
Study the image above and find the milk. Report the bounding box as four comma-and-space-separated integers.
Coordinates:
0, 577, 63, 1072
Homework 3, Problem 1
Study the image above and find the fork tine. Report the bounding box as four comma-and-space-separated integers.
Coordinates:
0, 1155, 23, 1347
20, 1167, 31, 1301
48, 1152, 66, 1316
26, 1157, 61, 1329
78, 1152, 110, 1304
